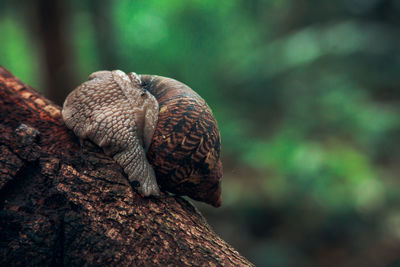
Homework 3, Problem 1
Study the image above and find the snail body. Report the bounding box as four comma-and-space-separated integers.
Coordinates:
62, 70, 222, 207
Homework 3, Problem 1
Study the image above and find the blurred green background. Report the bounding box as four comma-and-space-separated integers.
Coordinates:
1, 0, 400, 266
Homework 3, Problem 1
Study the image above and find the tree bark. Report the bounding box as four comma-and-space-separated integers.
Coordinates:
0, 66, 253, 266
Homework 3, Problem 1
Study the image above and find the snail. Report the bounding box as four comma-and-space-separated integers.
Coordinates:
62, 70, 222, 207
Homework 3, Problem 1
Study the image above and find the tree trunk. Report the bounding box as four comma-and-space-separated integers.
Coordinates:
34, 0, 77, 105
0, 66, 253, 266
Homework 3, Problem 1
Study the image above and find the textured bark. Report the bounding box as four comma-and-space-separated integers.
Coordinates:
0, 66, 253, 266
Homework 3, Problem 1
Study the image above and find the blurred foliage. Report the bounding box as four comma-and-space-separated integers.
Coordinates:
1, 0, 400, 266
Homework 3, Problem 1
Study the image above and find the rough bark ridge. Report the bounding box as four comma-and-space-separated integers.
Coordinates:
0, 66, 253, 266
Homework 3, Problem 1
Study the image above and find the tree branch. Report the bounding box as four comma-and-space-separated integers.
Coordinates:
0, 66, 253, 266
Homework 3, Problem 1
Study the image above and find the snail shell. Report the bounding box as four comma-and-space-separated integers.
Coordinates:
62, 70, 222, 207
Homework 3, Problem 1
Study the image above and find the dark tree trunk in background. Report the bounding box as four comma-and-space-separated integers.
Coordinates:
35, 0, 77, 105
0, 66, 253, 266
90, 0, 120, 69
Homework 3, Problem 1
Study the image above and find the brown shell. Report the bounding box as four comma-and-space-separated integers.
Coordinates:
141, 75, 222, 207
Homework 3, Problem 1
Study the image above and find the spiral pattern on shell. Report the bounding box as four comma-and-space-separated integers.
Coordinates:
142, 75, 222, 207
